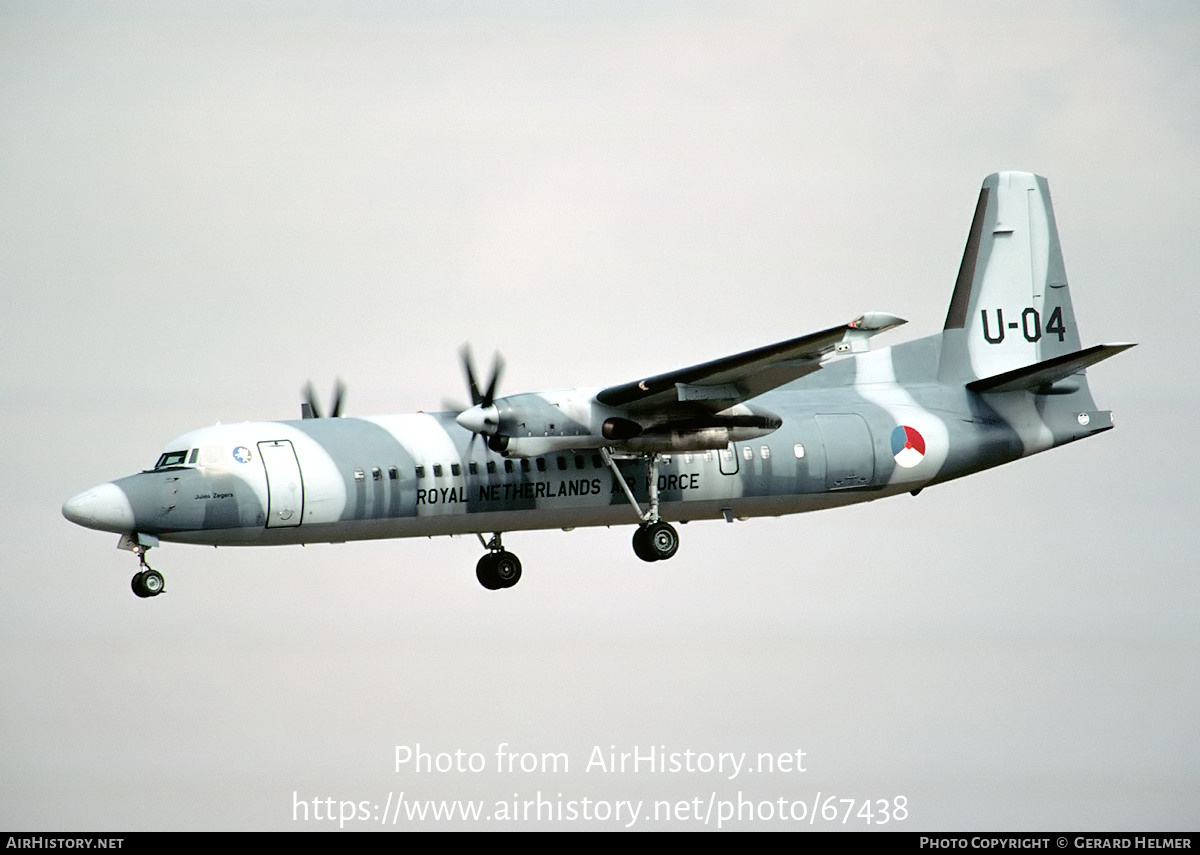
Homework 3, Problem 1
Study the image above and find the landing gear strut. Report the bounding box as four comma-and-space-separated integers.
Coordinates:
475, 532, 521, 590
130, 546, 165, 598
600, 448, 681, 563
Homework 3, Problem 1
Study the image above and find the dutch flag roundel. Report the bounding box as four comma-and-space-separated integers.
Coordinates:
891, 425, 926, 468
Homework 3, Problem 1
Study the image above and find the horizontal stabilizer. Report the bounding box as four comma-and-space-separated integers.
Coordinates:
966, 343, 1135, 394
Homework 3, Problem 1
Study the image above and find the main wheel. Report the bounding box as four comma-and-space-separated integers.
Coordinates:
645, 521, 679, 561
493, 551, 522, 588
476, 553, 502, 590
476, 552, 523, 590
632, 526, 658, 562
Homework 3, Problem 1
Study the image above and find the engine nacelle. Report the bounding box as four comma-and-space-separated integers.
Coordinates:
469, 391, 783, 458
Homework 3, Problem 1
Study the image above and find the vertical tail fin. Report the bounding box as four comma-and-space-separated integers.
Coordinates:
938, 172, 1083, 384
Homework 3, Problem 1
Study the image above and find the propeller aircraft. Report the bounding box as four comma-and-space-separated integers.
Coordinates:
63, 172, 1133, 596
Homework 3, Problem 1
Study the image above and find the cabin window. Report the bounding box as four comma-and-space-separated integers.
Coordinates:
592, 454, 603, 468
536, 458, 547, 472
760, 446, 771, 460
742, 446, 753, 461
556, 456, 567, 471
415, 465, 425, 478
574, 455, 585, 469
451, 463, 461, 476
388, 466, 398, 480
683, 453, 693, 464
372, 467, 382, 481
468, 462, 478, 475
353, 468, 365, 481
433, 464, 443, 477
487, 461, 497, 474
793, 443, 805, 459
504, 460, 514, 474
521, 459, 531, 473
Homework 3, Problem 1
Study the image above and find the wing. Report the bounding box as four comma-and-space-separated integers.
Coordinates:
596, 312, 905, 417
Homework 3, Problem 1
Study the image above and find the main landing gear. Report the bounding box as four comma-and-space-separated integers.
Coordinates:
601, 449, 680, 564
129, 544, 165, 599
475, 533, 522, 590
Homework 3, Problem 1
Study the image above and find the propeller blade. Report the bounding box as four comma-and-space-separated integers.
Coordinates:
465, 428, 481, 464
481, 354, 504, 408
301, 380, 345, 419
461, 347, 483, 406
459, 346, 504, 409
329, 378, 345, 418
302, 382, 322, 419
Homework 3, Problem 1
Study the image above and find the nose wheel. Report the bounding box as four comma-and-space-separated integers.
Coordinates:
130, 546, 166, 598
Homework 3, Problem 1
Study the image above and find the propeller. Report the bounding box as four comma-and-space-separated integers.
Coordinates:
301, 379, 345, 419
455, 347, 507, 451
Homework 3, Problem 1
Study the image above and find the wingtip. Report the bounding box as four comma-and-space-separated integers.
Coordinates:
851, 312, 907, 331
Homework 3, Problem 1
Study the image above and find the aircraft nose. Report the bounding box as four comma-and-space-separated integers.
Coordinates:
62, 483, 135, 533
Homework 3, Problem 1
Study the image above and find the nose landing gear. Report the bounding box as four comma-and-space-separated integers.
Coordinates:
129, 545, 165, 598
118, 533, 166, 599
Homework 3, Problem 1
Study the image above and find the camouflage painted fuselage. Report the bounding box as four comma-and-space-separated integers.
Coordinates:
70, 332, 1111, 549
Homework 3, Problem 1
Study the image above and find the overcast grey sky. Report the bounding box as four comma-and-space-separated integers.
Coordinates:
2, 1, 1197, 830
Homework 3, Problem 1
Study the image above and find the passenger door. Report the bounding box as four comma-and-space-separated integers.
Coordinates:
258, 440, 304, 527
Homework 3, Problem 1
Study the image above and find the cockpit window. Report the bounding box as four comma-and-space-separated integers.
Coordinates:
154, 450, 190, 469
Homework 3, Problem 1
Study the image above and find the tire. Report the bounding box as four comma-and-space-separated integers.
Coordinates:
646, 522, 679, 561
632, 526, 659, 562
131, 569, 165, 598
476, 554, 502, 590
